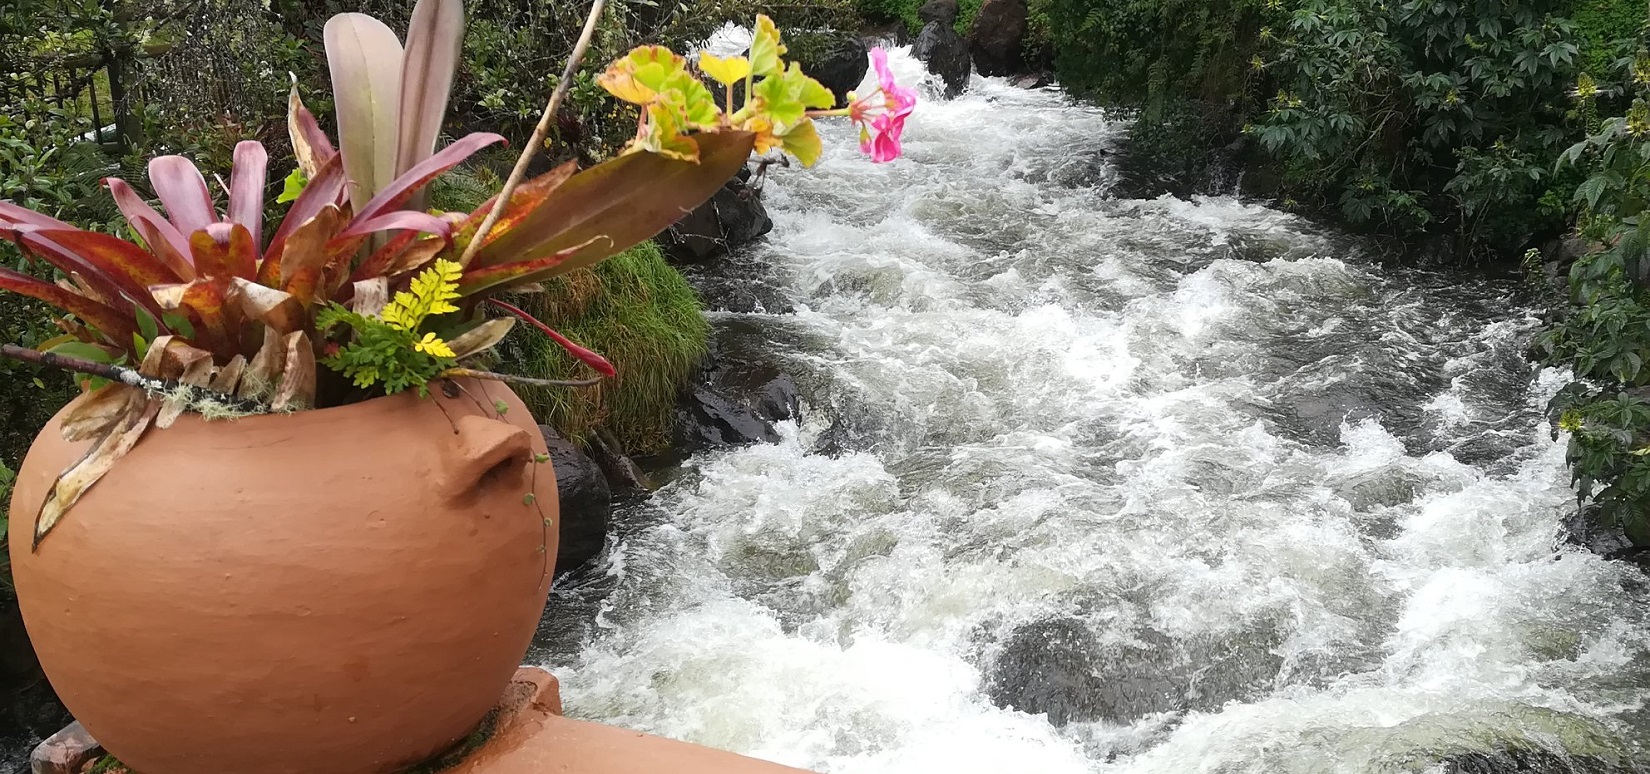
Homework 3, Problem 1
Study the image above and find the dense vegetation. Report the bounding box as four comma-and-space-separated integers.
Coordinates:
1038, 0, 1644, 259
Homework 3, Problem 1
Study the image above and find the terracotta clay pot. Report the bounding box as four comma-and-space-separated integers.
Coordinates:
8, 380, 557, 774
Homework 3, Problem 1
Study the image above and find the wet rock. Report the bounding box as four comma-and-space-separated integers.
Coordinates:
986, 619, 1117, 725
588, 429, 654, 501
1563, 505, 1650, 572
540, 426, 611, 576
675, 386, 781, 450
676, 247, 794, 315
792, 31, 869, 108
752, 373, 800, 423
0, 595, 72, 766
985, 619, 1283, 726
659, 173, 773, 264
912, 21, 971, 97
919, 0, 959, 25
1442, 747, 1639, 773
968, 0, 1028, 77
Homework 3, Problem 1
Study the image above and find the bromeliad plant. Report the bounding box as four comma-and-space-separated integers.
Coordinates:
0, 0, 913, 546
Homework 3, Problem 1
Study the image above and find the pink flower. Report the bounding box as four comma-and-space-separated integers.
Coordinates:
870, 48, 917, 118
847, 48, 916, 163
861, 113, 904, 163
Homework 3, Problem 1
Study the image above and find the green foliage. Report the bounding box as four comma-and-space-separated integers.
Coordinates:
498, 242, 708, 453
1040, 0, 1600, 256
1038, 0, 1268, 109
316, 261, 464, 397
1538, 37, 1650, 546
857, 0, 983, 34
1253, 0, 1581, 251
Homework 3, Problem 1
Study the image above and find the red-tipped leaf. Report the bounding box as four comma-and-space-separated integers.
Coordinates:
25, 228, 183, 289
339, 209, 452, 239
289, 83, 338, 179
451, 162, 576, 258
265, 154, 347, 268
456, 237, 599, 296
488, 298, 616, 377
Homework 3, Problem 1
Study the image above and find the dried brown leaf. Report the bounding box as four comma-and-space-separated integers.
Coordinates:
210, 355, 247, 394
271, 330, 315, 412
445, 317, 515, 360
59, 384, 136, 443
240, 327, 288, 401
34, 396, 160, 549
351, 277, 389, 317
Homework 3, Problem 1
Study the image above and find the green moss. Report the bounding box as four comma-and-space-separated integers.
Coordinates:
495, 242, 708, 454
87, 755, 129, 774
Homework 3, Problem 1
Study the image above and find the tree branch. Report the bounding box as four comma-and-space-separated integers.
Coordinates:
0, 343, 268, 414
438, 368, 601, 389
456, 0, 607, 267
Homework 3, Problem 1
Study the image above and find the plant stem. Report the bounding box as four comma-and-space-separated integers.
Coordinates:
0, 343, 267, 414
456, 0, 607, 267
438, 368, 600, 389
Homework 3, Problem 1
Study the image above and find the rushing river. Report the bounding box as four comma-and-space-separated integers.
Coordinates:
531, 48, 1650, 773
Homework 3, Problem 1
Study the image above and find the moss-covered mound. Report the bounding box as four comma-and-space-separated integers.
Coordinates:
496, 242, 708, 454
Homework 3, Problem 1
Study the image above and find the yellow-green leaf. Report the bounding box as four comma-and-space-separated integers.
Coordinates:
750, 14, 786, 77
777, 119, 823, 167
699, 52, 750, 86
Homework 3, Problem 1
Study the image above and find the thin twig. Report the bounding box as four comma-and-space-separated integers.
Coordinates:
0, 343, 268, 414
457, 0, 607, 267
438, 368, 601, 389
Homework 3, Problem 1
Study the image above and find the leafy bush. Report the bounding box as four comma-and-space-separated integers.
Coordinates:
858, 0, 983, 34
1537, 32, 1650, 546
1039, 0, 1596, 257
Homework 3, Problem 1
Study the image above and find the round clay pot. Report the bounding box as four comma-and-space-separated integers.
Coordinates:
8, 379, 557, 774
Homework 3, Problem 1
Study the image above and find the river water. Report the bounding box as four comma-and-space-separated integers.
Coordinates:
532, 49, 1650, 773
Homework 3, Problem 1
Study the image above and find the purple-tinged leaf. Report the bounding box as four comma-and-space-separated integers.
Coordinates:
0, 201, 72, 233
104, 178, 194, 278
339, 209, 451, 239
265, 154, 347, 269
325, 12, 405, 213
473, 132, 756, 273
229, 141, 269, 248
148, 156, 219, 236
488, 298, 616, 377
397, 0, 465, 209
358, 132, 505, 223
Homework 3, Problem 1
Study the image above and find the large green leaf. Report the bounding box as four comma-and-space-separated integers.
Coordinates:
396, 0, 465, 211
469, 132, 755, 282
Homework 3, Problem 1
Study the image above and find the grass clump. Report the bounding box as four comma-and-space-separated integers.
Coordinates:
496, 242, 708, 454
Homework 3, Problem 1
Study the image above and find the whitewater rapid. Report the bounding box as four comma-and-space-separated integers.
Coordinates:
532, 48, 1650, 773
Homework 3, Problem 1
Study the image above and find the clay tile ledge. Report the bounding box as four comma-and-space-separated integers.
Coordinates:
33, 668, 815, 774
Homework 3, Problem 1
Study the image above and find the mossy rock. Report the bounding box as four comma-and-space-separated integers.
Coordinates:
495, 242, 709, 454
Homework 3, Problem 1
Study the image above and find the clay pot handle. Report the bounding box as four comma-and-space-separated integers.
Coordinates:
443, 415, 533, 503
